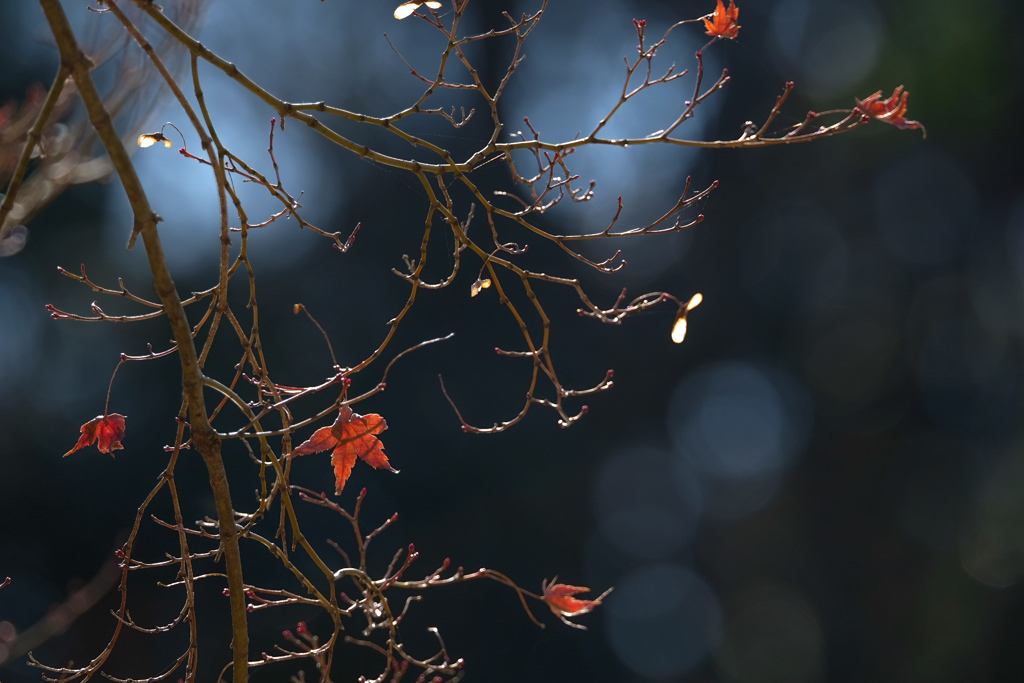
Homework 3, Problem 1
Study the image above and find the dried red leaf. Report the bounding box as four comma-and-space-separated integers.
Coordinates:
290, 406, 397, 494
541, 578, 612, 629
854, 86, 926, 137
704, 0, 740, 39
65, 414, 126, 457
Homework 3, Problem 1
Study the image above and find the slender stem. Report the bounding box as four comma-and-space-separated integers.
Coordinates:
0, 64, 68, 239
37, 1, 249, 680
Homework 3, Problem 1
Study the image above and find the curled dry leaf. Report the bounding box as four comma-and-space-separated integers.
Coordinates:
541, 578, 613, 629
704, 0, 740, 39
470, 277, 491, 297
290, 406, 397, 494
854, 86, 926, 137
65, 414, 126, 457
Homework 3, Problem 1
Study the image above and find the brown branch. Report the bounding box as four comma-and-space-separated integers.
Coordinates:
37, 2, 250, 681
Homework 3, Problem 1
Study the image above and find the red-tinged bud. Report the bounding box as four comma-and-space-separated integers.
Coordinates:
342, 377, 352, 386
115, 549, 124, 558
45, 304, 55, 310
360, 487, 367, 497
262, 652, 271, 661
296, 621, 308, 634
458, 566, 464, 573
442, 558, 450, 567
246, 604, 254, 612
607, 369, 615, 377
271, 117, 277, 125
222, 588, 230, 596
282, 630, 292, 639
178, 148, 187, 155
408, 543, 416, 553
461, 425, 470, 432
56, 266, 66, 273
391, 513, 399, 522
246, 589, 255, 598
786, 81, 794, 88
723, 68, 730, 77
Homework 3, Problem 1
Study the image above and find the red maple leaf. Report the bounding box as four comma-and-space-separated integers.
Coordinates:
289, 406, 397, 494
65, 414, 126, 457
704, 0, 740, 39
541, 578, 613, 629
854, 86, 926, 137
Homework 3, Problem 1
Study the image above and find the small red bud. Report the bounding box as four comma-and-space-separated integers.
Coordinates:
222, 588, 230, 596
296, 621, 308, 634
282, 630, 292, 639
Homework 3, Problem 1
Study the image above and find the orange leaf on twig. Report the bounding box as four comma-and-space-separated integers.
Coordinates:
854, 86, 926, 137
290, 406, 397, 494
65, 414, 126, 457
541, 578, 613, 629
704, 0, 740, 39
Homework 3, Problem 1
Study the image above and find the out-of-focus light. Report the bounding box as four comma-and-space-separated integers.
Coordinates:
592, 447, 702, 559
668, 362, 811, 518
605, 563, 721, 679
962, 445, 1024, 588
715, 584, 824, 683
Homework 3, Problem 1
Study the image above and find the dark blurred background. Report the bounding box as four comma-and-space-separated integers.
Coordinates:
2, 0, 1024, 681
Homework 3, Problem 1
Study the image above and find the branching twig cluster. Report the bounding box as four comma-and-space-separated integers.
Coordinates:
1, 0, 898, 680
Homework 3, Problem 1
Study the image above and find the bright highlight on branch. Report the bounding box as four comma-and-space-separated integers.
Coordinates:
394, 1, 442, 19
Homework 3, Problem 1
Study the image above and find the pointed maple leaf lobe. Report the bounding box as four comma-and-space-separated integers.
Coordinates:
704, 0, 740, 39
290, 406, 396, 494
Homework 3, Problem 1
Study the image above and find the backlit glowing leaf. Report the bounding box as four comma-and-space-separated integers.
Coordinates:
290, 406, 397, 494
470, 278, 491, 297
137, 132, 172, 149
854, 86, 926, 137
65, 414, 127, 457
671, 315, 688, 344
541, 578, 612, 629
394, 1, 442, 19
704, 0, 740, 39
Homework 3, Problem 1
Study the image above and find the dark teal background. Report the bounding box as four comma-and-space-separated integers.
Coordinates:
2, 1, 1023, 681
